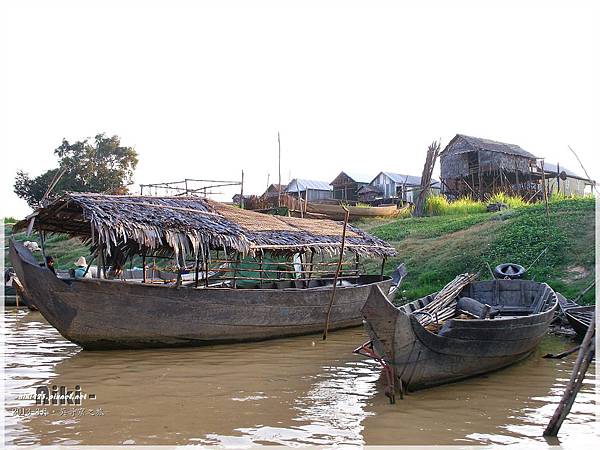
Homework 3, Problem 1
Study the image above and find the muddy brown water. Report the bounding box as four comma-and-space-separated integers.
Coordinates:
3, 309, 598, 446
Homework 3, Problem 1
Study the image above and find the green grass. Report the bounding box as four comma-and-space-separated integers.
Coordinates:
425, 195, 487, 215
5, 197, 595, 305
370, 213, 493, 241
362, 196, 595, 304
5, 226, 93, 270
424, 193, 527, 216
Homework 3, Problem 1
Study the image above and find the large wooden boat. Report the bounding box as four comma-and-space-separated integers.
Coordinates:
359, 279, 557, 392
306, 203, 400, 220
10, 193, 397, 350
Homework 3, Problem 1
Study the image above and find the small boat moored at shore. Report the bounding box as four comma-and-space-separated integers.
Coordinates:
357, 278, 558, 396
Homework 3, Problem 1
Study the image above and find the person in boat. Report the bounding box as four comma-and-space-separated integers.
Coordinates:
40, 256, 56, 275
74, 257, 91, 279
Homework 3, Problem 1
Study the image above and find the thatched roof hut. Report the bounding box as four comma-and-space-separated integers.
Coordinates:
440, 134, 539, 199
15, 193, 396, 261
441, 134, 538, 179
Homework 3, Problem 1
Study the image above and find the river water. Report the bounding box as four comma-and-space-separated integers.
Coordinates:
3, 309, 598, 446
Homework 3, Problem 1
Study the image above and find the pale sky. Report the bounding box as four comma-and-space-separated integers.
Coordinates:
1, 0, 598, 218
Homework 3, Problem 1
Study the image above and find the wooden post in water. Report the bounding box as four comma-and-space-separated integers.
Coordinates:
544, 313, 595, 437
322, 206, 350, 341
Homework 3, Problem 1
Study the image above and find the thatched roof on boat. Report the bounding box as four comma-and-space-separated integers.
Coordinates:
15, 193, 397, 259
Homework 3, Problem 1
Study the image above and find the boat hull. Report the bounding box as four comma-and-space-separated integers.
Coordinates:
362, 280, 557, 391
10, 240, 391, 350
307, 203, 399, 220
565, 306, 595, 340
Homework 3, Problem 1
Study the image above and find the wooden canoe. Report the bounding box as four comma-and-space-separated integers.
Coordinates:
564, 306, 595, 341
361, 279, 557, 391
9, 240, 392, 350
306, 203, 400, 220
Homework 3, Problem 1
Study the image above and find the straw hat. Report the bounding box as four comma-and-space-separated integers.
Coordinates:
75, 256, 87, 267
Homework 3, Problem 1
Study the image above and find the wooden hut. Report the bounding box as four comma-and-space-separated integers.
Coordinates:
330, 172, 373, 202
356, 185, 383, 203
440, 134, 539, 199
285, 179, 333, 202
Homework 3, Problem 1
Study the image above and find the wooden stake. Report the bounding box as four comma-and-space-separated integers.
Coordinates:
544, 312, 595, 436
322, 206, 350, 341
278, 132, 282, 207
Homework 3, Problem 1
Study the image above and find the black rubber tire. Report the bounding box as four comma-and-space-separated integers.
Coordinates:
493, 263, 526, 279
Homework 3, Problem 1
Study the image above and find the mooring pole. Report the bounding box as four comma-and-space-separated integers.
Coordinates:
322, 206, 350, 341
544, 313, 595, 437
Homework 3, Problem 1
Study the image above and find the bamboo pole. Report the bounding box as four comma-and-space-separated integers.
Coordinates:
204, 247, 210, 288
544, 313, 595, 436
259, 252, 264, 288
194, 251, 200, 288
278, 132, 282, 207
142, 250, 147, 283
240, 170, 245, 209
39, 231, 48, 268
540, 159, 550, 220
322, 206, 350, 341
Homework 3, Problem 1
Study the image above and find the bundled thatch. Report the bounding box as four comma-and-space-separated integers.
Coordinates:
15, 193, 397, 261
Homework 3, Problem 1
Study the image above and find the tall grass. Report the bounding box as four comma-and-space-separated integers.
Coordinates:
425, 195, 486, 216
488, 192, 527, 209
425, 193, 529, 216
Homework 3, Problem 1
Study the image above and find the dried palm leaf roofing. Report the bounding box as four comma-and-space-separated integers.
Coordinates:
16, 193, 397, 259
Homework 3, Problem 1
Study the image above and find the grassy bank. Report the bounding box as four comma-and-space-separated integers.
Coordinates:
359, 196, 595, 304
4, 196, 595, 304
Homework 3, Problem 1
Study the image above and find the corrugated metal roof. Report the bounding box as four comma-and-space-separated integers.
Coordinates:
339, 171, 374, 184
542, 163, 592, 181
285, 178, 333, 193
378, 172, 440, 187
